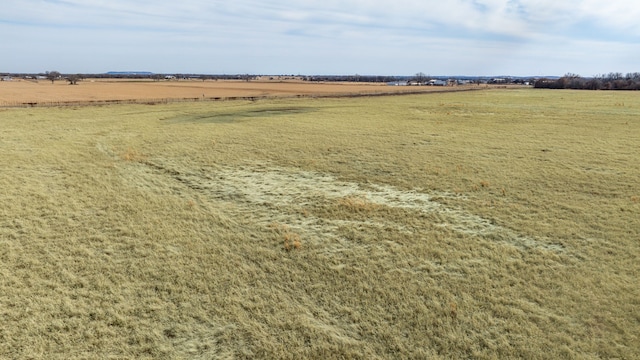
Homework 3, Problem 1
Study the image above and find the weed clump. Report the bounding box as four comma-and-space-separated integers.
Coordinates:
336, 195, 379, 213
268, 223, 302, 251
450, 302, 458, 320
121, 147, 145, 162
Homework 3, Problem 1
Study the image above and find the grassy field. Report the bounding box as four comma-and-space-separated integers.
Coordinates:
1, 89, 638, 358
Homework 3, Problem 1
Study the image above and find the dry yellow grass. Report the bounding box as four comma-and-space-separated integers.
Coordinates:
0, 88, 638, 358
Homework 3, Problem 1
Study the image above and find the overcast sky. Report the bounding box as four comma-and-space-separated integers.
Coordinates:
2, 0, 639, 76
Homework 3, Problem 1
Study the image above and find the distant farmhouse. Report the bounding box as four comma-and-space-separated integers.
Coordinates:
428, 79, 447, 86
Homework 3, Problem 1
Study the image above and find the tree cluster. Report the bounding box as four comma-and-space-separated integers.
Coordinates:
534, 72, 640, 90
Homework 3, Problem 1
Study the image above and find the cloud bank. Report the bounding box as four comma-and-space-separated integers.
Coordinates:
1, 0, 638, 75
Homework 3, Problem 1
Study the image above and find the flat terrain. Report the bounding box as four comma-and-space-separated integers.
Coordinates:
1, 89, 638, 358
0, 78, 475, 106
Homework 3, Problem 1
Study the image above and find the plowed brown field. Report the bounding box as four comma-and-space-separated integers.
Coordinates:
0, 79, 477, 106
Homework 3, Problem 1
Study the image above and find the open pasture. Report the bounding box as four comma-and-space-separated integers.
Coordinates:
0, 89, 638, 358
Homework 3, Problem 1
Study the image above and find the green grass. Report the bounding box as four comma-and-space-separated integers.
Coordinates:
1, 89, 639, 359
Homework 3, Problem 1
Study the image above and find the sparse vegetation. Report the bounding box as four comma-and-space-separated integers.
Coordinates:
0, 89, 638, 358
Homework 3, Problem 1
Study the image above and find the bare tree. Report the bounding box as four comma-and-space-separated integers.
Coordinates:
66, 74, 81, 85
46, 71, 61, 84
414, 72, 430, 85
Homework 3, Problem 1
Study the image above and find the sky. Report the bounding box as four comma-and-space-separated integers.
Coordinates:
1, 0, 639, 76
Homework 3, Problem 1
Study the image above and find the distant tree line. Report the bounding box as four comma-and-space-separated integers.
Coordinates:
535, 72, 640, 90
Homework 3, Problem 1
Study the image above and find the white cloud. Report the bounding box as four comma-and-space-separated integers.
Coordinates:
1, 0, 638, 74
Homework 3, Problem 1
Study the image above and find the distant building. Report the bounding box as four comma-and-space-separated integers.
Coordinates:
428, 79, 447, 86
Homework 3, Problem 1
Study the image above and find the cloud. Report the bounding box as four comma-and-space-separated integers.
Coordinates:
6, 1, 639, 40
1, 0, 639, 74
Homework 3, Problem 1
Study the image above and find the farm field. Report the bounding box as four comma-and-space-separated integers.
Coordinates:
0, 78, 475, 107
0, 89, 638, 358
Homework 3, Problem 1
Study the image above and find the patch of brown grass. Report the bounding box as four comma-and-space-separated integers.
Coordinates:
269, 223, 302, 251
120, 147, 145, 162
449, 302, 458, 320
336, 195, 380, 213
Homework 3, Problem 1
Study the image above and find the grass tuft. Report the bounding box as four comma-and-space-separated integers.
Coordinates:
121, 147, 145, 161
269, 223, 302, 251
450, 302, 458, 320
336, 195, 379, 213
